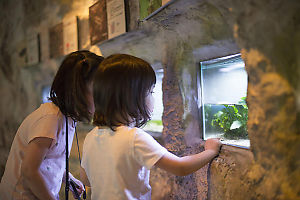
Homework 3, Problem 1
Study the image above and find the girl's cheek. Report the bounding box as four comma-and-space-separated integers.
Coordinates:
87, 83, 95, 114
148, 95, 155, 113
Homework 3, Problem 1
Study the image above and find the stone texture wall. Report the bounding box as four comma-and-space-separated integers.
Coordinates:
0, 0, 299, 199
208, 1, 300, 199
0, 0, 94, 177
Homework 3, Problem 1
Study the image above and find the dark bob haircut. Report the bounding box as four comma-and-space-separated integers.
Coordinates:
93, 54, 156, 130
49, 50, 104, 122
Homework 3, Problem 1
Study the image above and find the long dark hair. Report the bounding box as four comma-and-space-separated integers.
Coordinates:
93, 54, 156, 130
49, 50, 104, 122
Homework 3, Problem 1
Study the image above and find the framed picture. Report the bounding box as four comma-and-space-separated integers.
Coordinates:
26, 32, 40, 65
107, 0, 126, 39
63, 16, 79, 55
40, 26, 50, 61
49, 23, 64, 58
89, 0, 108, 45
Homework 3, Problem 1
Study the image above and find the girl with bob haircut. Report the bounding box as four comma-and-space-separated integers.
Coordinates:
80, 54, 222, 199
0, 50, 104, 200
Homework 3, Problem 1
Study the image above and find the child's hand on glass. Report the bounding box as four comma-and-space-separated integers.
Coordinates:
204, 138, 222, 156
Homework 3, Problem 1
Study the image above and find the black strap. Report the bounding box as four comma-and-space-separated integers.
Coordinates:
65, 116, 69, 200
75, 127, 87, 199
65, 116, 84, 200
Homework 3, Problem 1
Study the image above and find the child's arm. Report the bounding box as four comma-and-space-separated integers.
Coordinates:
80, 166, 91, 187
155, 138, 221, 176
21, 137, 56, 200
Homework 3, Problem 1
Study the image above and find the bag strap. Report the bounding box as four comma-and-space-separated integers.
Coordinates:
75, 127, 87, 199
65, 116, 69, 200
65, 116, 85, 200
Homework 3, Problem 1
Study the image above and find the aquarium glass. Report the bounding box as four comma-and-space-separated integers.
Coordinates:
200, 54, 250, 147
143, 69, 163, 134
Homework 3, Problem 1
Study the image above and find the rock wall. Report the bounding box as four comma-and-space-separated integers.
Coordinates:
0, 0, 299, 199
208, 1, 300, 199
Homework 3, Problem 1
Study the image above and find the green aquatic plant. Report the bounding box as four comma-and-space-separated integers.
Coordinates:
211, 97, 248, 139
148, 119, 163, 126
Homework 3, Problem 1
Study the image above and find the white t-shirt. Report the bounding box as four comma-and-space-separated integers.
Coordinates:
0, 102, 75, 200
81, 126, 168, 200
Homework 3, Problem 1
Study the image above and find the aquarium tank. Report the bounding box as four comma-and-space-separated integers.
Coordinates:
143, 69, 163, 134
200, 54, 250, 147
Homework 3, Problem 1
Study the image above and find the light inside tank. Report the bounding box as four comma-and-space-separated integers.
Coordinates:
200, 54, 250, 147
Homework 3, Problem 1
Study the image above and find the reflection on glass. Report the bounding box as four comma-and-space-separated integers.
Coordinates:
200, 54, 250, 147
143, 69, 163, 133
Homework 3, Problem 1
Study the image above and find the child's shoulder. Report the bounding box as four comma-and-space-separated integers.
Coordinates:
126, 127, 154, 141
117, 126, 145, 137
84, 126, 149, 142
24, 102, 62, 125
35, 102, 61, 117
84, 126, 112, 140
86, 126, 100, 136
